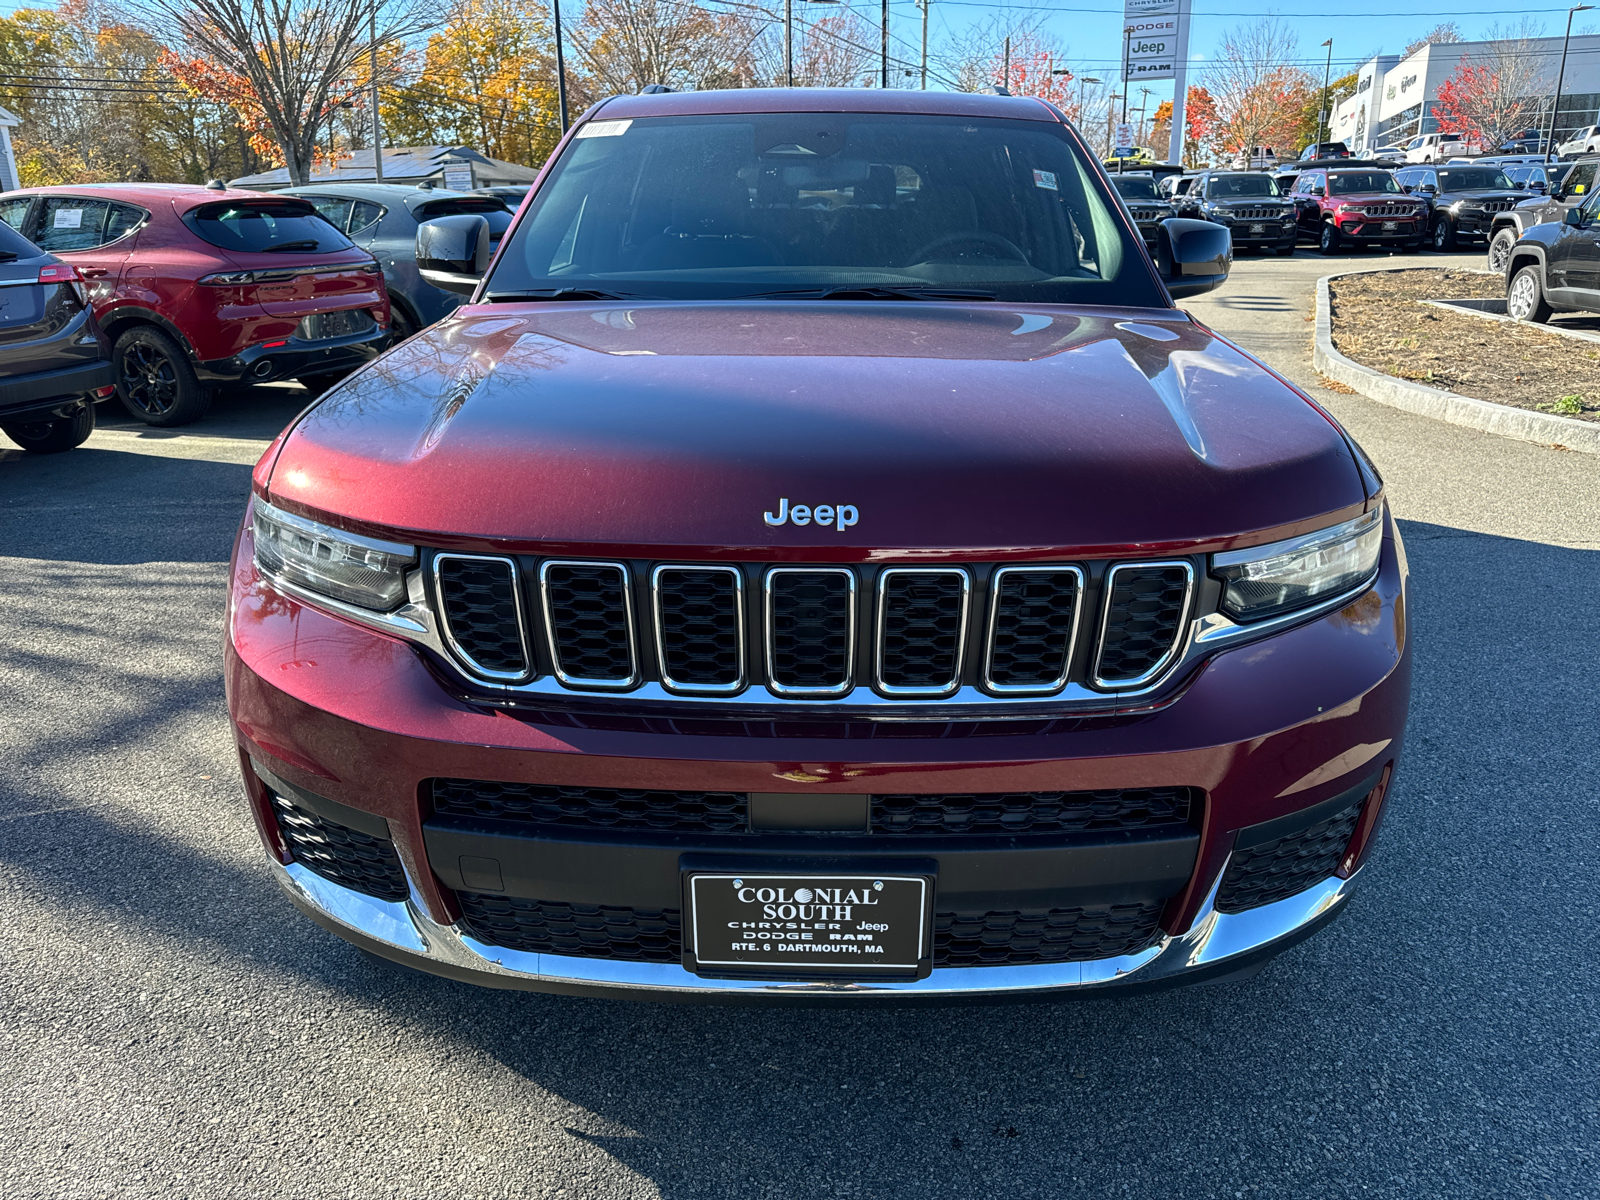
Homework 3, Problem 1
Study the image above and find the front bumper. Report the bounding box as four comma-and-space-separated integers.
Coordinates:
198, 323, 387, 384
1225, 223, 1298, 248
1334, 219, 1423, 243
227, 516, 1411, 1001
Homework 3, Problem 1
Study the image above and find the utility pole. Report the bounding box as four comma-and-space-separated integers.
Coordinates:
1318, 38, 1333, 145
1137, 86, 1152, 145
368, 8, 383, 182
920, 0, 929, 90
881, 0, 889, 88
785, 0, 793, 86
553, 0, 570, 131
1002, 36, 1010, 92
1547, 4, 1594, 163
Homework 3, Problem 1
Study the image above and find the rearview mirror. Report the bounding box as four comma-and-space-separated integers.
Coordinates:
1157, 218, 1231, 300
416, 214, 491, 295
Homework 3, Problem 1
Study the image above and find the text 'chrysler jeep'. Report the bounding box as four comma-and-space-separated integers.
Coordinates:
227, 90, 1410, 1002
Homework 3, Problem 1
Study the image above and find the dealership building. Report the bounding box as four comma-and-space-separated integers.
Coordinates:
1332, 34, 1600, 154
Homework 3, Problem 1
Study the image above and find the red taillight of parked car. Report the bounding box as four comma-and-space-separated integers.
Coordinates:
39, 262, 89, 304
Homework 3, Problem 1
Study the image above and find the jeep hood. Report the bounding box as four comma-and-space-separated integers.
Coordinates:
265, 301, 1365, 554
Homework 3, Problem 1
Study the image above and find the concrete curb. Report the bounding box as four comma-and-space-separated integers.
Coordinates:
1312, 271, 1600, 456
1418, 297, 1600, 347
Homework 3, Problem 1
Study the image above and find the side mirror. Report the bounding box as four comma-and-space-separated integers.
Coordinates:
1420, 183, 1437, 195
1530, 181, 1548, 194
1311, 186, 1325, 197
1157, 217, 1231, 300
416, 214, 491, 295
1563, 206, 1587, 227
1400, 184, 1413, 193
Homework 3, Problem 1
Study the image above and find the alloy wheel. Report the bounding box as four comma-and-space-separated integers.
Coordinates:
1507, 274, 1537, 321
120, 343, 179, 418
1486, 233, 1513, 274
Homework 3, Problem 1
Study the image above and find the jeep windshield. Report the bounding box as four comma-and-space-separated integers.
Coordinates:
1111, 176, 1159, 199
488, 112, 1163, 305
1329, 172, 1402, 196
1437, 168, 1514, 191
1206, 174, 1282, 198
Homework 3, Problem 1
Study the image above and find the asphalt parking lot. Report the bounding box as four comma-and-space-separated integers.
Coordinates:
3, 247, 1598, 1199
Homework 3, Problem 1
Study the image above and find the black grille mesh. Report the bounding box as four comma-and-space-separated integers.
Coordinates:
935, 901, 1166, 966
436, 557, 526, 676
656, 568, 742, 688
544, 563, 634, 682
987, 569, 1080, 689
1216, 800, 1363, 913
768, 571, 852, 692
457, 893, 682, 960
432, 778, 748, 833
1096, 565, 1190, 684
873, 787, 1194, 836
271, 793, 408, 902
455, 894, 1167, 966
878, 571, 966, 691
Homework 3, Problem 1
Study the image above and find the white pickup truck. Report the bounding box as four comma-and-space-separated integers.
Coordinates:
1403, 132, 1477, 163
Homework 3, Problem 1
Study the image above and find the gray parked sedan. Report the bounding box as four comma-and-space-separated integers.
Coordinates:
277, 184, 513, 339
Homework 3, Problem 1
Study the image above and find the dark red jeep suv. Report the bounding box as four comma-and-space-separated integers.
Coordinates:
228, 90, 1409, 1001
1290, 167, 1428, 254
0, 184, 390, 425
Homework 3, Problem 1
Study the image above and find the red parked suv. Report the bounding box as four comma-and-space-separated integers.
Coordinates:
228, 90, 1409, 1001
1290, 166, 1428, 254
0, 184, 390, 425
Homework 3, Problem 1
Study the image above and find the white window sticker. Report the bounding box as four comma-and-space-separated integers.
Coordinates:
54, 208, 84, 228
1032, 169, 1058, 191
576, 120, 632, 139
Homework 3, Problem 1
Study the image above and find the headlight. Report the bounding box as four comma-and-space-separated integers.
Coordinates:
1211, 509, 1383, 622
252, 497, 415, 611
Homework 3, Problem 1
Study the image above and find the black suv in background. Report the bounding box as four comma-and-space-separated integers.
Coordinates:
1392, 164, 1530, 251
0, 219, 111, 453
1505, 189, 1600, 323
1183, 170, 1298, 254
1108, 173, 1171, 250
1488, 157, 1599, 274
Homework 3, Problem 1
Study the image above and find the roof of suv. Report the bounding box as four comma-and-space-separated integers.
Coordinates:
588, 87, 1059, 123
2, 182, 284, 211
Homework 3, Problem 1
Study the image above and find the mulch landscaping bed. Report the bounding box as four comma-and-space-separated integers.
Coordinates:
1328, 268, 1600, 423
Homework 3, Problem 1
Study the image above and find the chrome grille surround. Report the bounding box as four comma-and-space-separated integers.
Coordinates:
873, 567, 971, 698
1091, 560, 1196, 691
982, 565, 1083, 695
538, 559, 639, 690
650, 564, 746, 695
764, 567, 857, 698
431, 553, 533, 683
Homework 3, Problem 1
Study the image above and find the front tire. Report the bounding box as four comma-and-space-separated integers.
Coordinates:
1318, 221, 1342, 255
1486, 228, 1516, 274
1400, 239, 1423, 254
1, 401, 95, 454
1432, 217, 1457, 252
1507, 265, 1552, 323
115, 327, 208, 426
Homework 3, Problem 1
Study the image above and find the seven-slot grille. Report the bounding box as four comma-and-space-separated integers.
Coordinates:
1130, 206, 1168, 222
1230, 207, 1290, 221
1481, 199, 1516, 213
1353, 204, 1417, 218
433, 558, 1197, 699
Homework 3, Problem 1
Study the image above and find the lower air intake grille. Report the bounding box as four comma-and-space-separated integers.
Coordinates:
431, 778, 748, 834
986, 568, 1080, 690
934, 901, 1166, 966
271, 793, 408, 902
1096, 563, 1191, 685
873, 787, 1194, 836
542, 562, 634, 684
457, 893, 681, 960
877, 570, 966, 693
1215, 799, 1364, 913
655, 567, 742, 690
435, 555, 527, 677
767, 569, 853, 694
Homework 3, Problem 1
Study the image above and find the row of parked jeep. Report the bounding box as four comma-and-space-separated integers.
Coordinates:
0, 180, 514, 452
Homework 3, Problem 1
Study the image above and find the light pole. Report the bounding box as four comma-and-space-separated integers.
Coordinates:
919, 0, 929, 90
1318, 38, 1333, 145
1546, 4, 1594, 163
368, 7, 383, 182
784, 0, 793, 86
881, 0, 889, 89
553, 0, 569, 131
1136, 86, 1152, 145
1077, 75, 1101, 125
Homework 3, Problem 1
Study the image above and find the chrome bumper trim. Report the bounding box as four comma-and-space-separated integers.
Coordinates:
271, 855, 1359, 999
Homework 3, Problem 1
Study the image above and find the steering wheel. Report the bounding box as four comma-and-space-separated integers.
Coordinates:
904, 231, 1029, 266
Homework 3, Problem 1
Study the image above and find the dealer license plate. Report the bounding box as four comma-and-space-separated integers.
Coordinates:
685, 872, 930, 977
1382, 221, 1398, 231
1248, 223, 1265, 235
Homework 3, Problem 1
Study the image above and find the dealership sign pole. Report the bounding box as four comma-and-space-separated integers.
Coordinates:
1122, 0, 1191, 164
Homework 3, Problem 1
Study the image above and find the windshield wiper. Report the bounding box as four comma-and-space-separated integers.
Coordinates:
264, 240, 322, 252
746, 286, 999, 302
485, 288, 637, 302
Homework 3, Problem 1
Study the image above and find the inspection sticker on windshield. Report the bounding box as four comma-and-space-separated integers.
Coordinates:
576, 119, 632, 139
1032, 169, 1059, 191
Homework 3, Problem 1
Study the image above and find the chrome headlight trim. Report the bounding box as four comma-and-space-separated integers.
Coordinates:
250, 496, 415, 612
1212, 507, 1383, 623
